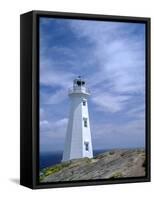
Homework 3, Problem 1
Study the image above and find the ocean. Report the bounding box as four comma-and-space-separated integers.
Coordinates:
40, 150, 107, 169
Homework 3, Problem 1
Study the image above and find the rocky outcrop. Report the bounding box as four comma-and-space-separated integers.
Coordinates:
40, 148, 145, 182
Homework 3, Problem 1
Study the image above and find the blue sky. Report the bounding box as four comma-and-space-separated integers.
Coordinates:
39, 17, 145, 153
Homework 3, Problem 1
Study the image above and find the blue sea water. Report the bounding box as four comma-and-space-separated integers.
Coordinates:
40, 150, 108, 169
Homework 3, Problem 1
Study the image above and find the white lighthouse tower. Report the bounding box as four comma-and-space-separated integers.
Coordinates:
62, 76, 93, 161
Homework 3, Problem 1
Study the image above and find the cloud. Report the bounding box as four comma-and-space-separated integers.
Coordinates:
40, 108, 45, 120
41, 89, 67, 105
40, 58, 74, 89
39, 18, 145, 152
92, 92, 130, 113
40, 117, 68, 151
40, 117, 68, 133
40, 119, 70, 133
40, 20, 145, 111
70, 20, 145, 112
92, 118, 145, 150
40, 120, 49, 126
55, 118, 68, 126
126, 104, 145, 120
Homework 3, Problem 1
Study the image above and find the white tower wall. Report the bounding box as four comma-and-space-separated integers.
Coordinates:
62, 78, 93, 161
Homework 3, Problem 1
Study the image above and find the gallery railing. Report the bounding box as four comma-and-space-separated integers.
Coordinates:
68, 86, 91, 95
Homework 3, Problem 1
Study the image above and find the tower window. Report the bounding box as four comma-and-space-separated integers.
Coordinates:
83, 118, 88, 127
83, 100, 86, 106
84, 142, 89, 151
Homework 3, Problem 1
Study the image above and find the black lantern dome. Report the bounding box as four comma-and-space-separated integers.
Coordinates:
74, 76, 85, 87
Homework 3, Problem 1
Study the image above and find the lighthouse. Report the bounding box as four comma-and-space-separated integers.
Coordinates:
62, 76, 93, 161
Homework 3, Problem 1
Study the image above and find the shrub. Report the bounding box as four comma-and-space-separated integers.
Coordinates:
110, 171, 123, 179
40, 162, 70, 182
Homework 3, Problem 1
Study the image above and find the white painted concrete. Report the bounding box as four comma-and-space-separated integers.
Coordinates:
62, 78, 93, 161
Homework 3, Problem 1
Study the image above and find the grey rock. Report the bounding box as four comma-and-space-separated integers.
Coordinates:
40, 148, 145, 183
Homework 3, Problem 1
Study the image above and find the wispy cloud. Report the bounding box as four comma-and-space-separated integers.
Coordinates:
92, 118, 145, 150
70, 20, 145, 112
41, 89, 67, 105
92, 92, 130, 113
39, 17, 145, 152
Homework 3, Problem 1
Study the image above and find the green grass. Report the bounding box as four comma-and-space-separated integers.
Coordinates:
110, 171, 123, 179
40, 162, 70, 182
109, 151, 115, 155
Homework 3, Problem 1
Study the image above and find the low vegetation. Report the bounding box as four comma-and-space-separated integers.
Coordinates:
40, 162, 70, 182
110, 171, 123, 179
40, 149, 145, 182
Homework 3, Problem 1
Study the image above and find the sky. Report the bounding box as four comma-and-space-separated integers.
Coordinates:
39, 17, 145, 153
